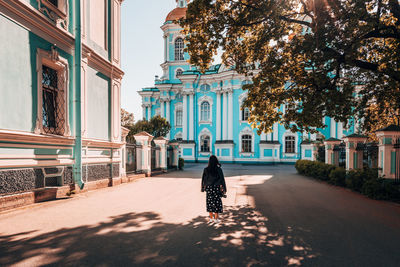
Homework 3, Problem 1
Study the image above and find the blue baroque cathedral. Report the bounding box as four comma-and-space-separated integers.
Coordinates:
138, 0, 356, 163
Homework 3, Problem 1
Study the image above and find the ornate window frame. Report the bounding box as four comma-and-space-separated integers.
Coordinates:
174, 37, 184, 61
37, 0, 69, 30
198, 95, 213, 124
198, 128, 212, 156
282, 131, 298, 155
239, 127, 254, 156
34, 47, 71, 136
175, 68, 184, 78
238, 91, 250, 123
174, 102, 183, 127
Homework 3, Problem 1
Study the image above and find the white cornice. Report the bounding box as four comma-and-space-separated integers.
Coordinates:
83, 45, 124, 80
0, 129, 75, 146
0, 0, 74, 54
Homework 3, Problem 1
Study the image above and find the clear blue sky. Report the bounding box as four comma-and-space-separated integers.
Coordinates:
121, 0, 176, 120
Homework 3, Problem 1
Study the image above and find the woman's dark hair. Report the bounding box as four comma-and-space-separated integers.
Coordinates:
207, 155, 221, 174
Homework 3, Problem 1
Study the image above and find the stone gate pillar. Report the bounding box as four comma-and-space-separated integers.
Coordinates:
168, 140, 180, 168
133, 132, 154, 177
324, 138, 342, 165
376, 125, 400, 179
154, 137, 169, 172
343, 134, 368, 170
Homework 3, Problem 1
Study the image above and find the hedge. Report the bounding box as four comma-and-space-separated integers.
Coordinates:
295, 160, 400, 202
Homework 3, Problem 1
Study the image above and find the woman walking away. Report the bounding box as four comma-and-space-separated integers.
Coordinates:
201, 155, 227, 224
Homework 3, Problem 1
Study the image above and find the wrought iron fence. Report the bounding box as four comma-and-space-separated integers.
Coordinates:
167, 146, 174, 169
126, 143, 137, 175
333, 142, 346, 168
317, 145, 325, 163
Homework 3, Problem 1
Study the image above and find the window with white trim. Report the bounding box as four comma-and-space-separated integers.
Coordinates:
200, 135, 210, 152
200, 101, 210, 121
200, 84, 211, 93
176, 109, 183, 127
241, 134, 252, 153
285, 136, 296, 153
242, 107, 250, 121
174, 38, 184, 61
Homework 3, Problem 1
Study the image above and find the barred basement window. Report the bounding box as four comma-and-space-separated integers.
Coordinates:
285, 136, 296, 153
42, 65, 65, 135
242, 134, 252, 153
200, 135, 210, 152
175, 38, 184, 61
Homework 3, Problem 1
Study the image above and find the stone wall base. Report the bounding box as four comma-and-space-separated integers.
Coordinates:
0, 174, 146, 213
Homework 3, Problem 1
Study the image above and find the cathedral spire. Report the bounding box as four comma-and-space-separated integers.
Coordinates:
176, 0, 189, 8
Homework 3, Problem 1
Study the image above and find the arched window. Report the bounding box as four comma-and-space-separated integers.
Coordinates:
200, 135, 210, 152
200, 84, 211, 93
285, 136, 296, 153
176, 110, 183, 127
174, 38, 184, 61
200, 101, 210, 121
242, 107, 250, 121
241, 135, 252, 153
176, 68, 183, 77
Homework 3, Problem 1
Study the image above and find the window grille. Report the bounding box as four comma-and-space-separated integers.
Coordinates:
242, 108, 250, 121
200, 135, 210, 152
42, 65, 65, 135
176, 110, 183, 126
285, 136, 296, 153
242, 134, 252, 153
200, 101, 210, 121
175, 38, 184, 61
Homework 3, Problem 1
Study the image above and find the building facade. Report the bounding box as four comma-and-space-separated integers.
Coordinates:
0, 0, 124, 197
138, 0, 357, 164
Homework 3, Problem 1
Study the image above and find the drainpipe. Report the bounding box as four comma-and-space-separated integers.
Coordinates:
73, 0, 84, 189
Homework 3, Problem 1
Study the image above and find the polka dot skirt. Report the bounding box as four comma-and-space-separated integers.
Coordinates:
205, 185, 223, 213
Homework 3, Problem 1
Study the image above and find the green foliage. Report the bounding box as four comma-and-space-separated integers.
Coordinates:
178, 157, 185, 170
121, 108, 134, 127
181, 0, 400, 134
329, 167, 347, 186
127, 116, 171, 139
295, 160, 336, 180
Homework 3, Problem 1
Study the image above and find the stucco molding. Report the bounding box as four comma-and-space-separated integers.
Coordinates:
0, 0, 74, 53
82, 138, 124, 149
0, 129, 75, 146
198, 95, 213, 124
34, 47, 71, 137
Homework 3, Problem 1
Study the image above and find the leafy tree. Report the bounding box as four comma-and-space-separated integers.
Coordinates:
128, 116, 171, 139
180, 0, 400, 134
121, 108, 134, 127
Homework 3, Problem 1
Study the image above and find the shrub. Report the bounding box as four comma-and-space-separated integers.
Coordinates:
345, 169, 365, 192
178, 157, 184, 170
329, 167, 346, 186
295, 160, 336, 181
361, 178, 385, 199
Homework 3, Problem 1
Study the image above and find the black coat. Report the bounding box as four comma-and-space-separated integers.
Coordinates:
201, 167, 227, 193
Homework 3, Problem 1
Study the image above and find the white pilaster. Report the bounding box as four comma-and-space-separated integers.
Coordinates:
166, 100, 170, 122
331, 118, 337, 138
223, 92, 228, 140
183, 94, 188, 140
273, 123, 278, 141
216, 92, 221, 140
163, 35, 167, 62
161, 101, 165, 118
147, 106, 151, 121
338, 122, 343, 139
261, 132, 266, 141
228, 90, 233, 140
189, 93, 194, 140
268, 132, 273, 141
142, 105, 146, 120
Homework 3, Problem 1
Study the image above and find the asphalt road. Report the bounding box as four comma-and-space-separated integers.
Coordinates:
1, 163, 400, 266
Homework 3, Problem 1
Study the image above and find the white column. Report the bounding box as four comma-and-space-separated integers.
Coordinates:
163, 35, 167, 62
261, 132, 267, 141
228, 90, 233, 140
268, 132, 273, 141
273, 123, 279, 141
147, 105, 151, 121
330, 118, 336, 138
222, 92, 228, 140
161, 101, 165, 118
142, 105, 146, 120
338, 122, 343, 139
183, 94, 188, 140
189, 93, 194, 140
216, 92, 221, 141
166, 100, 170, 122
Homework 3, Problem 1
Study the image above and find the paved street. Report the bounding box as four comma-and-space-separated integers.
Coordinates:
1, 163, 400, 266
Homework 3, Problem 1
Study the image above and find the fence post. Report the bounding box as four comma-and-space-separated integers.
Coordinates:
133, 132, 154, 177
343, 134, 368, 170
154, 137, 169, 172
168, 141, 180, 168
376, 125, 400, 179
324, 138, 342, 166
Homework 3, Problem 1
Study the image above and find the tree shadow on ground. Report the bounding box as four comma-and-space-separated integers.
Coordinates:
0, 206, 316, 267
